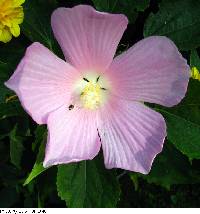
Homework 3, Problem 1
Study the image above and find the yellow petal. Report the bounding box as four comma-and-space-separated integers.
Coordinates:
10, 23, 20, 37
0, 28, 12, 43
1, 18, 12, 27
12, 7, 24, 24
13, 0, 25, 7
191, 67, 200, 81
0, 0, 24, 42
0, 23, 4, 30
0, 0, 6, 8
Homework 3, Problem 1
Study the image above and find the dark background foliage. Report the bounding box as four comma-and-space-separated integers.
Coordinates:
0, 0, 200, 208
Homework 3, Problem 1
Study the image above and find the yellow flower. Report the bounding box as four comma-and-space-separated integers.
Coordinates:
0, 0, 25, 43
190, 67, 200, 81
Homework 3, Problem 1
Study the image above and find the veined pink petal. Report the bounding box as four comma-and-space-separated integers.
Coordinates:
5, 42, 79, 124
98, 99, 166, 174
108, 36, 190, 107
43, 106, 101, 167
51, 5, 128, 72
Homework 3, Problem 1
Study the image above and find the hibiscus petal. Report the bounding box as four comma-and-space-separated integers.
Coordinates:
5, 42, 79, 124
43, 106, 101, 167
98, 99, 166, 174
109, 36, 190, 107
51, 5, 128, 71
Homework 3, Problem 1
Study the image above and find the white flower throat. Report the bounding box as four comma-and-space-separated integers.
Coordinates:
70, 73, 110, 110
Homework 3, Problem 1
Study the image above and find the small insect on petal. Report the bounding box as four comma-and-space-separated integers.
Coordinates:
68, 104, 74, 110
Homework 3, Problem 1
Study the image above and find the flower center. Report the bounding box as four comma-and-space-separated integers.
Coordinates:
71, 73, 110, 110
80, 81, 101, 110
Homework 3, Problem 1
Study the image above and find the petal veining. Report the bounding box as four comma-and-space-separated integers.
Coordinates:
109, 36, 190, 107
5, 42, 79, 124
51, 5, 128, 72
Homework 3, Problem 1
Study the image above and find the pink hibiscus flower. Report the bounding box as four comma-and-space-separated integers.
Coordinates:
5, 5, 190, 174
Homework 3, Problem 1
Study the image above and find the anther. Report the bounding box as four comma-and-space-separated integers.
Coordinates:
101, 87, 107, 90
96, 76, 100, 82
83, 77, 89, 82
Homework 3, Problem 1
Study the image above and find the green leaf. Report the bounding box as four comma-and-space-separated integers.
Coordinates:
133, 143, 200, 189
164, 80, 200, 126
9, 126, 24, 169
37, 167, 58, 208
190, 50, 200, 70
32, 125, 47, 151
23, 143, 46, 185
133, 0, 150, 12
0, 119, 13, 140
24, 126, 47, 186
158, 108, 200, 159
0, 41, 25, 103
0, 187, 19, 208
0, 164, 19, 186
144, 0, 200, 50
154, 76, 200, 160
0, 101, 25, 119
57, 156, 120, 207
182, 80, 200, 107
92, 0, 142, 23
0, 69, 10, 102
22, 0, 62, 56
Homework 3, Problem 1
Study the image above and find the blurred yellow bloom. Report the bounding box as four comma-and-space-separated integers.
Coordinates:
191, 67, 200, 81
0, 0, 25, 43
